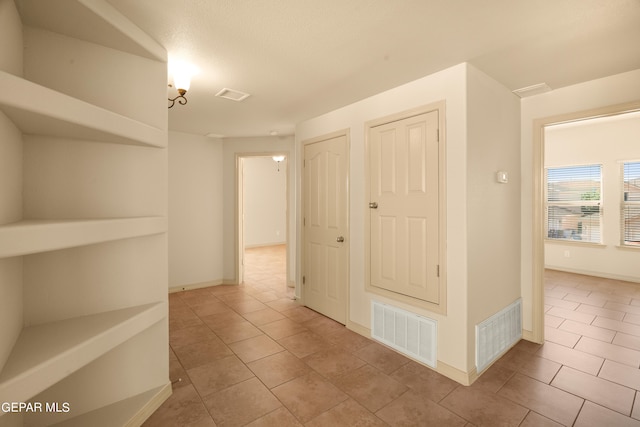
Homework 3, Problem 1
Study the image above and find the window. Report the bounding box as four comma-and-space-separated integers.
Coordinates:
546, 164, 602, 243
622, 161, 640, 247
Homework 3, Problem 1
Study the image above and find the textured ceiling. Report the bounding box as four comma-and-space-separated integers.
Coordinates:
107, 0, 640, 138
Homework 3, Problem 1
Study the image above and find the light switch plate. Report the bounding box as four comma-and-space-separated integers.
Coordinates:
496, 171, 509, 183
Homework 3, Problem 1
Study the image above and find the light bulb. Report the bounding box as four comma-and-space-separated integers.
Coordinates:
170, 60, 197, 92
173, 73, 191, 92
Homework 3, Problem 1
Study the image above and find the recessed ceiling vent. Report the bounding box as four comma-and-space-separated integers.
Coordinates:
215, 88, 250, 102
512, 83, 552, 98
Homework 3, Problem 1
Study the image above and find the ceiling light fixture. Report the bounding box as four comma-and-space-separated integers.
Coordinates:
273, 155, 285, 172
168, 61, 196, 108
168, 74, 190, 108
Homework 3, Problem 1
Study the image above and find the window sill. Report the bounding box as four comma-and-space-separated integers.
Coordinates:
544, 239, 606, 248
616, 244, 640, 251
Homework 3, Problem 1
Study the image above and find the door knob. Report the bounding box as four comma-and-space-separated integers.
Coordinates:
336, 236, 345, 243
369, 202, 378, 209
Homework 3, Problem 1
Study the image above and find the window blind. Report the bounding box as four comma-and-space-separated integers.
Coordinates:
546, 165, 601, 243
622, 161, 640, 246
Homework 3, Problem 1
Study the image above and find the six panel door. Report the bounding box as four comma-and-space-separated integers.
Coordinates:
369, 111, 440, 304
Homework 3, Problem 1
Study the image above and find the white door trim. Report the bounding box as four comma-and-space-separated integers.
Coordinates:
364, 101, 447, 314
235, 152, 290, 286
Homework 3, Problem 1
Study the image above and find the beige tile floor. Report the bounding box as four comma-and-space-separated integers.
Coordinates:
144, 247, 640, 426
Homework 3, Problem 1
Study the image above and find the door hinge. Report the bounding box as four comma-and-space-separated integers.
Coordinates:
302, 275, 306, 284
436, 265, 440, 277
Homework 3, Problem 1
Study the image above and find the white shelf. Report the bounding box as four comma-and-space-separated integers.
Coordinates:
0, 217, 167, 258
0, 302, 166, 404
0, 71, 166, 148
51, 384, 171, 427
17, 0, 167, 62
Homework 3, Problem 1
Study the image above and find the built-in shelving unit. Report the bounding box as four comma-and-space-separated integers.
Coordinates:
17, 0, 167, 61
0, 71, 166, 148
0, 0, 169, 425
50, 385, 171, 427
0, 303, 166, 404
0, 217, 167, 258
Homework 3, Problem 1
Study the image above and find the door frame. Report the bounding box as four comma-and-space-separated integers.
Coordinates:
235, 152, 290, 286
301, 129, 350, 322
530, 100, 640, 343
364, 101, 447, 314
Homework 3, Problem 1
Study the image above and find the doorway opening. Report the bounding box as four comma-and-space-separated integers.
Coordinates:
236, 154, 290, 296
532, 101, 640, 343
244, 244, 288, 294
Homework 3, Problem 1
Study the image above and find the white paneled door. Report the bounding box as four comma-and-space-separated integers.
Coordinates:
303, 133, 348, 324
369, 111, 440, 304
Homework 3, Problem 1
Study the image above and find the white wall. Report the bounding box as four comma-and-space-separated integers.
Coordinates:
544, 113, 640, 281
0, 0, 24, 375
244, 156, 287, 247
222, 136, 295, 283
23, 27, 166, 130
168, 133, 293, 289
23, 136, 167, 218
297, 63, 521, 379
168, 131, 223, 290
466, 65, 521, 364
521, 68, 640, 333
0, 0, 22, 77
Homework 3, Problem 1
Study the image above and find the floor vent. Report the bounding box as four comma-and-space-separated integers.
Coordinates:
476, 299, 522, 373
371, 301, 437, 368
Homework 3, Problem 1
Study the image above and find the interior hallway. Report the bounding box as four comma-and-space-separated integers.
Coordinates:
144, 248, 640, 426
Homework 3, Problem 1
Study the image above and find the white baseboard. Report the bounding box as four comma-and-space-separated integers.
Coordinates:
522, 329, 546, 344
346, 319, 370, 337
126, 383, 172, 427
545, 266, 640, 284
169, 279, 224, 293
244, 242, 286, 249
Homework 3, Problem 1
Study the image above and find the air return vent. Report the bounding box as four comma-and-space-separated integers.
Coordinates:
215, 88, 250, 101
371, 301, 437, 368
512, 83, 551, 98
476, 299, 522, 373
